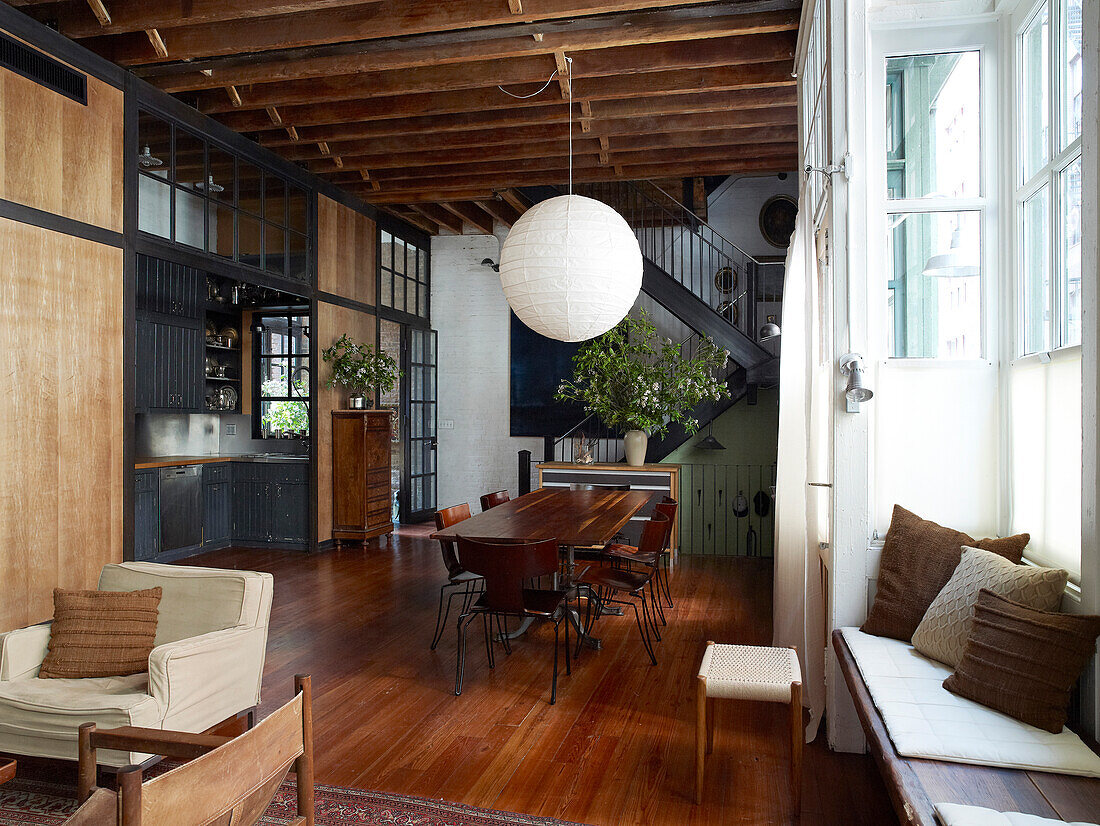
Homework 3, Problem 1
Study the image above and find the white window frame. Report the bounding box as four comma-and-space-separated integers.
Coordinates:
1010, 0, 1084, 360
868, 21, 1001, 366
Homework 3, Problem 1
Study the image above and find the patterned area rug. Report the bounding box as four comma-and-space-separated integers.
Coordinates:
0, 774, 589, 826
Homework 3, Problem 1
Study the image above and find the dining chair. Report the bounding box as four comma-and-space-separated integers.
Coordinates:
429, 503, 482, 651
606, 496, 678, 617
454, 537, 572, 704
480, 490, 511, 511
576, 512, 669, 666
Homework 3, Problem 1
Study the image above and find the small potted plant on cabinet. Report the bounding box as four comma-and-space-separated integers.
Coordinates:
556, 311, 730, 466
321, 333, 399, 409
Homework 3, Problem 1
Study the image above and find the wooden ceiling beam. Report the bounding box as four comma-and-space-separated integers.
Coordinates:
439, 202, 495, 235
383, 207, 437, 235
75, 0, 777, 64
195, 32, 796, 114
273, 110, 796, 163
408, 203, 463, 234
353, 157, 798, 204
498, 190, 532, 213
301, 125, 798, 173
214, 63, 795, 133
476, 198, 522, 227
86, 0, 112, 27
142, 6, 799, 94
326, 142, 795, 184
145, 28, 168, 59
41, 0, 381, 39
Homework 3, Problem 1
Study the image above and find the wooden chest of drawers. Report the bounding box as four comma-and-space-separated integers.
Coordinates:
331, 410, 394, 544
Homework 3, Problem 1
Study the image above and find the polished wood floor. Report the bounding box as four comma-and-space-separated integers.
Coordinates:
189, 527, 898, 826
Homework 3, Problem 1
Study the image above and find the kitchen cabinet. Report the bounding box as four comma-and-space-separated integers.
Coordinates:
136, 255, 203, 319
134, 470, 160, 561
232, 462, 309, 545
137, 318, 204, 412
202, 478, 231, 547
331, 410, 393, 544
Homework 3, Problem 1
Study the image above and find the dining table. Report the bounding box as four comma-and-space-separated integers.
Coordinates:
429, 486, 656, 647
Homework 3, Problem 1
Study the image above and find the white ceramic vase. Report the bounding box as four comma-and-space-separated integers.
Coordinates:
624, 429, 648, 467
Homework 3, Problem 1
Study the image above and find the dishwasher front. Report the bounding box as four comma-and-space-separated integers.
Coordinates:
159, 465, 203, 553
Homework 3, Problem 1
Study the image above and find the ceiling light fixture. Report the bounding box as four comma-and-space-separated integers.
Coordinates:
496, 55, 642, 342
138, 145, 163, 168
195, 175, 224, 194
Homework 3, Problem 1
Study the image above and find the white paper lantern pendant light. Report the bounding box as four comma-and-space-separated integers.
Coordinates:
496, 56, 642, 342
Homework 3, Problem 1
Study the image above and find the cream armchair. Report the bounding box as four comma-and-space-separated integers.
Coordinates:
0, 562, 273, 767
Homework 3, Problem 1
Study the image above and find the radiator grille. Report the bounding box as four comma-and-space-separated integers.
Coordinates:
0, 31, 87, 105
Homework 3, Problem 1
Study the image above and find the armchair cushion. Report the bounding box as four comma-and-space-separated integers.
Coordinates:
0, 624, 52, 681
39, 587, 162, 679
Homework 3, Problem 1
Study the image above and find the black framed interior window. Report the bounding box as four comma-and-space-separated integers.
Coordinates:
252, 313, 310, 437
137, 110, 311, 282
379, 229, 430, 320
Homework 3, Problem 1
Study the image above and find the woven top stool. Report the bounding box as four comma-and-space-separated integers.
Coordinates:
695, 641, 803, 814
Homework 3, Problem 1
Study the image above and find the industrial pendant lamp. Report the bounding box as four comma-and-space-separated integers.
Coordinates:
497, 55, 642, 342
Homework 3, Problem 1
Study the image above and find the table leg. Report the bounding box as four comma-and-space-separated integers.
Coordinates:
500, 617, 533, 640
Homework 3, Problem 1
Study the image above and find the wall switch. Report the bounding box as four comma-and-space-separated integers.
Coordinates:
439, 419, 455, 430
225, 423, 237, 436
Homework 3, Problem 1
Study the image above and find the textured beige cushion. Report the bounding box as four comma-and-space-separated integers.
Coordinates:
698, 643, 801, 703
912, 547, 1067, 667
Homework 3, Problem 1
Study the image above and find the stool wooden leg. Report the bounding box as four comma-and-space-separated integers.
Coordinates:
695, 674, 706, 805
789, 681, 803, 817
706, 696, 715, 754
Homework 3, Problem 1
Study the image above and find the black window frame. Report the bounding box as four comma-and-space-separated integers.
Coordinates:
251, 311, 311, 439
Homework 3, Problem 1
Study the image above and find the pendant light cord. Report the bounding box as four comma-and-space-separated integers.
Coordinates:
566, 55, 573, 195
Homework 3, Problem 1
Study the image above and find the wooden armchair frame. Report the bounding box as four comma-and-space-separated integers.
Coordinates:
73, 675, 314, 826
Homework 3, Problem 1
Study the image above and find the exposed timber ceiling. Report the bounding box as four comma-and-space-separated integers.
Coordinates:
8, 0, 801, 234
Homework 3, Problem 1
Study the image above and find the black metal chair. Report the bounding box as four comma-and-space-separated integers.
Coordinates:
454, 537, 572, 704
605, 496, 678, 618
576, 512, 669, 666
429, 503, 482, 651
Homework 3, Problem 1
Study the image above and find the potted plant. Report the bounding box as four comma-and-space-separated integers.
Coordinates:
321, 334, 399, 409
555, 311, 730, 466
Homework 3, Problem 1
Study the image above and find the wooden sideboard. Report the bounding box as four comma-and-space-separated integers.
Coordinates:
331, 410, 394, 544
536, 462, 680, 551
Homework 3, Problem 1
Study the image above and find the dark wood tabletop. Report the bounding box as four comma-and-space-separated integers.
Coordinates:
430, 487, 654, 547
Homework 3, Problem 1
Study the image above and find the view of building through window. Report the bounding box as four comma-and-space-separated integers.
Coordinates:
256, 313, 310, 436
885, 51, 983, 358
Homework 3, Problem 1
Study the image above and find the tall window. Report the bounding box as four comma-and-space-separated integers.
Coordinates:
884, 51, 984, 359
1016, 0, 1083, 355
379, 230, 429, 319
254, 313, 310, 437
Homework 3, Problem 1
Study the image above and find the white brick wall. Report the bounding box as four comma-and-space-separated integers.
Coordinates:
431, 232, 543, 513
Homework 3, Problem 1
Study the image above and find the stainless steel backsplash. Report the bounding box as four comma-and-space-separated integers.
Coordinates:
135, 413, 221, 456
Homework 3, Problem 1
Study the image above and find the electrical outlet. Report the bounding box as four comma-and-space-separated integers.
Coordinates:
225, 423, 237, 436
439, 419, 455, 430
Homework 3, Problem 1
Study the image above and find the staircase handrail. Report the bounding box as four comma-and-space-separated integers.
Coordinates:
635, 180, 763, 266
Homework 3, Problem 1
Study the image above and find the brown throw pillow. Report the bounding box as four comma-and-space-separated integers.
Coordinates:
39, 587, 162, 679
912, 547, 1067, 667
944, 590, 1100, 733
861, 506, 1029, 642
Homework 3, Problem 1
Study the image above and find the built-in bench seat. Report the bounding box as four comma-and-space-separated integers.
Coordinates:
833, 629, 1100, 826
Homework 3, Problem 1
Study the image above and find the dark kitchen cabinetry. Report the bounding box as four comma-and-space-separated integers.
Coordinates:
133, 470, 160, 561
232, 462, 309, 546
135, 254, 205, 413
136, 318, 204, 411
136, 256, 203, 318
202, 471, 232, 548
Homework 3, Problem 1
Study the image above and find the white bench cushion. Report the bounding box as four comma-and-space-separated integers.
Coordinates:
840, 628, 1100, 777
935, 802, 1099, 826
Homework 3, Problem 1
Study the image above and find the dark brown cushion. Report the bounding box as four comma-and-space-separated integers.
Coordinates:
39, 587, 162, 679
861, 505, 1029, 641
943, 590, 1100, 733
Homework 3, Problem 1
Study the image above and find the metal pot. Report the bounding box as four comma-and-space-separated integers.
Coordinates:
348, 395, 368, 410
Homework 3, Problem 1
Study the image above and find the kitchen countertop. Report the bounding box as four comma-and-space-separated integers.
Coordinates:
135, 454, 309, 469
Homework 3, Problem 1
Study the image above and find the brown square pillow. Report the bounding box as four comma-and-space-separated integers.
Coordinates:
39, 587, 162, 679
861, 505, 1029, 641
943, 590, 1100, 733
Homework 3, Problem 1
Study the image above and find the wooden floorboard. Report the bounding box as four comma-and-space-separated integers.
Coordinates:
187, 526, 898, 826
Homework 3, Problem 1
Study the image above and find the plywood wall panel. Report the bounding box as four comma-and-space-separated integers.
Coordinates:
0, 217, 124, 629
316, 300, 376, 544
0, 32, 124, 233
317, 195, 376, 306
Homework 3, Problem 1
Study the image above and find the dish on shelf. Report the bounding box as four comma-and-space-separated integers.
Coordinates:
220, 326, 239, 347
205, 321, 218, 338
218, 385, 238, 410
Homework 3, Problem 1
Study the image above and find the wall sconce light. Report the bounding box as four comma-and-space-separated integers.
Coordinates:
839, 353, 873, 413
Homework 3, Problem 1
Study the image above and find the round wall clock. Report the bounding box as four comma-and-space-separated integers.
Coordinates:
759, 195, 798, 248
